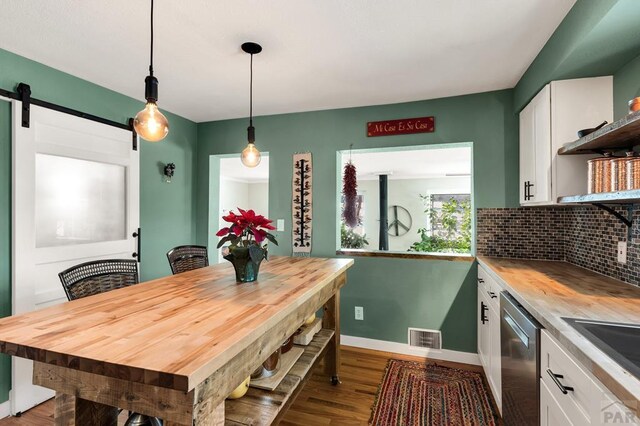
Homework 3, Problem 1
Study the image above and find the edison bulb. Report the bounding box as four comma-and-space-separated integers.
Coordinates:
241, 142, 261, 167
134, 102, 169, 142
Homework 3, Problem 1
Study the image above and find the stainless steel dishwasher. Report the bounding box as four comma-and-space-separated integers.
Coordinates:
500, 291, 542, 426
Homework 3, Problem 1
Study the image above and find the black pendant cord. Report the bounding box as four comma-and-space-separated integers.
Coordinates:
249, 53, 253, 128
149, 0, 154, 76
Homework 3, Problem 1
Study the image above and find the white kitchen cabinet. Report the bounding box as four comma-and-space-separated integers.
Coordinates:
487, 304, 502, 410
541, 378, 574, 426
519, 76, 613, 205
541, 330, 639, 425
477, 288, 490, 374
477, 265, 502, 413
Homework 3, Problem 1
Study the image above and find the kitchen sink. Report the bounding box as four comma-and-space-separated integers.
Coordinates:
563, 318, 640, 381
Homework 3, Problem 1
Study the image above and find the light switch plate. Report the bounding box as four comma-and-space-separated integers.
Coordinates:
618, 241, 627, 264
277, 219, 285, 231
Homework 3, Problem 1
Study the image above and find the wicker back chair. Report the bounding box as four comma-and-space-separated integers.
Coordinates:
167, 245, 209, 275
58, 259, 139, 301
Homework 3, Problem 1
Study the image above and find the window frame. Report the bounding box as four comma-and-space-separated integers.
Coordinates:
334, 143, 475, 261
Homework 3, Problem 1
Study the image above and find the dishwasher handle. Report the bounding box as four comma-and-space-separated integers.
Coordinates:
503, 309, 529, 348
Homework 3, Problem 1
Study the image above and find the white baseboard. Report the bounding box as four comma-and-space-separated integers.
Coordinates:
341, 335, 480, 366
0, 400, 10, 419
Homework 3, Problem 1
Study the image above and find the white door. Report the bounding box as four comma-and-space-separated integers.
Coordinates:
477, 290, 490, 375
520, 84, 551, 205
488, 305, 502, 413
540, 379, 574, 426
11, 102, 139, 414
519, 101, 535, 205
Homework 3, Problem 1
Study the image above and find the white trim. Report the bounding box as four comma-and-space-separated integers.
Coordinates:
341, 335, 480, 366
0, 401, 10, 419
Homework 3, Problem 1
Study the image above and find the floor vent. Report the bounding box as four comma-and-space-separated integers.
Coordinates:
408, 328, 442, 350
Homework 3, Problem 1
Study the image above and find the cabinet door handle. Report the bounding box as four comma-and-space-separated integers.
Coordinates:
480, 302, 488, 324
546, 369, 574, 394
524, 181, 529, 200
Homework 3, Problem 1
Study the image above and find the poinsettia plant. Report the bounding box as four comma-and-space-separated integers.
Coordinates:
216, 208, 278, 249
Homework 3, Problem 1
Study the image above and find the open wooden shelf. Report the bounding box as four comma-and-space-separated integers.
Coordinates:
558, 189, 640, 205
225, 328, 334, 425
558, 110, 640, 155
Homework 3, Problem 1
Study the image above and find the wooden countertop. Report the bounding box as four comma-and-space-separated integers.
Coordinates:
0, 256, 353, 392
477, 256, 640, 413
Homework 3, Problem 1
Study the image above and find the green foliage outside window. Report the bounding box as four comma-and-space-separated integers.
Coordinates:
409, 196, 471, 254
340, 223, 369, 249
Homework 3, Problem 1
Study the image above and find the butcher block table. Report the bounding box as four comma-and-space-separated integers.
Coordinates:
0, 256, 353, 425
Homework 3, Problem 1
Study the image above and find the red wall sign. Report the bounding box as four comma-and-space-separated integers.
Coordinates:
367, 116, 435, 137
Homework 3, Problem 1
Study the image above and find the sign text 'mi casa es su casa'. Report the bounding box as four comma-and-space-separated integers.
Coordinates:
367, 116, 435, 137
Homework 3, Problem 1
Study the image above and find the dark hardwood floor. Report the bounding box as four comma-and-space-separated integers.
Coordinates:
0, 346, 489, 425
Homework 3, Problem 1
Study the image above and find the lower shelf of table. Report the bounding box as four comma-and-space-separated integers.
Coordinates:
225, 328, 335, 426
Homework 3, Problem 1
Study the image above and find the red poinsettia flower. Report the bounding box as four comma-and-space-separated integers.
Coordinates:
232, 224, 243, 236
222, 212, 238, 223
215, 208, 278, 249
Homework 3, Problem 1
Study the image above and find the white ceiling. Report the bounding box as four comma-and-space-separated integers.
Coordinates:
220, 156, 269, 183
0, 0, 575, 123
342, 146, 471, 180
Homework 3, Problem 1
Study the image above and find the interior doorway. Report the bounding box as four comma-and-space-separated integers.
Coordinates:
208, 153, 269, 263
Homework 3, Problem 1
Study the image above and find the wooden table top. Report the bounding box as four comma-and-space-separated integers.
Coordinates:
0, 256, 353, 392
477, 256, 640, 413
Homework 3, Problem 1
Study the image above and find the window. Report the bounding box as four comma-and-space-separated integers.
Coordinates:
337, 144, 472, 257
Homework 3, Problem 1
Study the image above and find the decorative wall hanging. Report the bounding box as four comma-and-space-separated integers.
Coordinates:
342, 159, 358, 228
387, 205, 412, 236
292, 153, 313, 256
367, 116, 434, 137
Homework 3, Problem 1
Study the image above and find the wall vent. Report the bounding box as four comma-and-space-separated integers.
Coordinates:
408, 328, 442, 350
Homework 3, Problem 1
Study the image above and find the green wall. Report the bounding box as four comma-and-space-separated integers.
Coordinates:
613, 53, 640, 119
196, 89, 519, 354
0, 48, 198, 402
514, 0, 640, 112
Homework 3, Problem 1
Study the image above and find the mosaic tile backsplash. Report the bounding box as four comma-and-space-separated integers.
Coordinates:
477, 206, 640, 287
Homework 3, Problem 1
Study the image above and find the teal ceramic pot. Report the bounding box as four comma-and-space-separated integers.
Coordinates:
223, 245, 266, 283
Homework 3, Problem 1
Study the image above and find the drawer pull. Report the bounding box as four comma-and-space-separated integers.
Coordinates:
547, 369, 574, 394
480, 302, 488, 324
488, 291, 498, 299
478, 278, 485, 284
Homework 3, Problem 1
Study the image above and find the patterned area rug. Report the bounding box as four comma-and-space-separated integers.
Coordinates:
370, 360, 498, 426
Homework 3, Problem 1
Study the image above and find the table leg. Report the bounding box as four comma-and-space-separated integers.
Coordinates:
323, 290, 341, 385
54, 392, 118, 426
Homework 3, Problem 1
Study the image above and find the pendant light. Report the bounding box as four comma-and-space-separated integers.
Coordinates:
241, 42, 262, 168
133, 0, 169, 142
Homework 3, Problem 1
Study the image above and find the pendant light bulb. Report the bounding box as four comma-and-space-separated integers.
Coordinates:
241, 141, 261, 168
134, 102, 169, 142
241, 42, 262, 168
134, 0, 169, 142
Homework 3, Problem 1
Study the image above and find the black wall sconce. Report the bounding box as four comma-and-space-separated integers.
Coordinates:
164, 163, 175, 183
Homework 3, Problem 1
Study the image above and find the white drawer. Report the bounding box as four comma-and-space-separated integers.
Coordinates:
541, 330, 594, 424
540, 330, 629, 426
478, 264, 501, 311
541, 378, 575, 426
